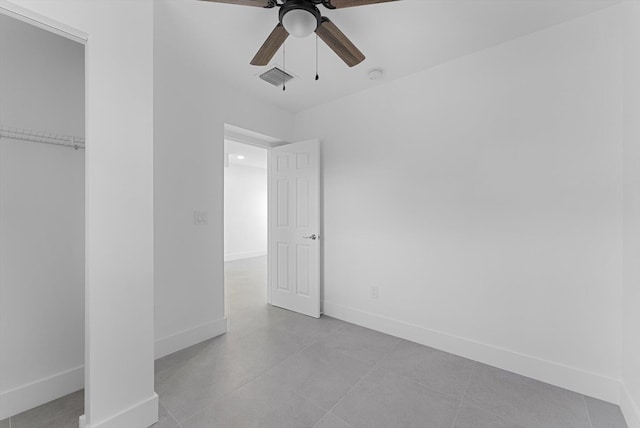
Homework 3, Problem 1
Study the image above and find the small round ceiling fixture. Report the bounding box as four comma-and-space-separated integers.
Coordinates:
368, 69, 383, 80
280, 1, 321, 38
237, 155, 245, 160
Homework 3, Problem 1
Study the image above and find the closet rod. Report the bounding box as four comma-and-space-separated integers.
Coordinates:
0, 126, 85, 150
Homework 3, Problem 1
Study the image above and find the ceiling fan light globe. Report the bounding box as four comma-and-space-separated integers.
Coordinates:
282, 9, 317, 38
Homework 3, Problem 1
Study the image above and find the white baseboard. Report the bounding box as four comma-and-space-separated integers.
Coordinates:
324, 301, 622, 404
81, 393, 158, 428
0, 365, 83, 420
224, 250, 267, 262
621, 384, 640, 428
154, 318, 228, 359
1, 319, 227, 421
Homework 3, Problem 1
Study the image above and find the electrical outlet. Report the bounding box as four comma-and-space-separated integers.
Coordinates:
371, 286, 379, 299
194, 211, 208, 226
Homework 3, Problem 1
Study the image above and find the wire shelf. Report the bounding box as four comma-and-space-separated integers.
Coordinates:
0, 126, 85, 150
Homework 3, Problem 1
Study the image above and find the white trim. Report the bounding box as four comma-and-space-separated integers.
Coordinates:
324, 301, 622, 404
0, 1, 87, 44
0, 366, 84, 420
80, 393, 158, 428
0, 1, 90, 424
224, 250, 268, 262
0, 320, 227, 420
154, 318, 228, 360
224, 124, 288, 149
621, 384, 640, 428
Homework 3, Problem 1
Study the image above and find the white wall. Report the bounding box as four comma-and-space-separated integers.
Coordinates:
622, 2, 640, 427
0, 14, 84, 418
224, 163, 268, 261
294, 4, 626, 404
153, 0, 293, 359
1, 3, 634, 428
1, 1, 157, 427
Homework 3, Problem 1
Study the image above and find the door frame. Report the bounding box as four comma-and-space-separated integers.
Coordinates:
0, 1, 87, 44
223, 124, 289, 307
0, 1, 88, 422
223, 124, 322, 313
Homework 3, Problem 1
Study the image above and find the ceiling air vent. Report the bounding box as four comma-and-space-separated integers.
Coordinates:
259, 67, 294, 87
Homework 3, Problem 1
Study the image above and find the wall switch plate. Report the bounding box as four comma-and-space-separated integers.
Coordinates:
371, 286, 379, 299
194, 211, 208, 226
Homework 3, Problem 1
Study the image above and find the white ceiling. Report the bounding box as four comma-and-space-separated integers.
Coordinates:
164, 0, 622, 113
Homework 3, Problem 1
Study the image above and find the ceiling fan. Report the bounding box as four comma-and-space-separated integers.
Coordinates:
198, 0, 399, 68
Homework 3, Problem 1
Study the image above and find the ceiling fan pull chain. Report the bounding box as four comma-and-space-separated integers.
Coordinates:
315, 34, 319, 81
283, 40, 286, 91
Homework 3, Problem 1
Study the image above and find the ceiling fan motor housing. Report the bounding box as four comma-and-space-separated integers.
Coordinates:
279, 0, 322, 37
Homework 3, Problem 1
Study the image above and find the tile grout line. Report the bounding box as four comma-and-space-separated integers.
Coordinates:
295, 324, 406, 428
371, 356, 475, 403
450, 361, 477, 428
311, 339, 405, 428
582, 395, 595, 428
178, 319, 349, 425
310, 368, 373, 428
312, 412, 356, 428
338, 335, 476, 405
164, 405, 182, 428
260, 321, 362, 428
177, 365, 265, 425
179, 340, 339, 427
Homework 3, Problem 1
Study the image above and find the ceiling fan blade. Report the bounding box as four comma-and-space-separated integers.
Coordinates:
198, 0, 273, 7
324, 0, 399, 9
250, 24, 289, 66
315, 18, 365, 67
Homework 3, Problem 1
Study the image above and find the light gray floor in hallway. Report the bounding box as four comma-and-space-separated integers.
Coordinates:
2, 256, 629, 428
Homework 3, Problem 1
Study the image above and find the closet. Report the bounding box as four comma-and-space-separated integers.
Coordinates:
0, 13, 85, 419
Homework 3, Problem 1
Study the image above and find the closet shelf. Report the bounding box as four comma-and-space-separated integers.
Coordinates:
0, 126, 85, 150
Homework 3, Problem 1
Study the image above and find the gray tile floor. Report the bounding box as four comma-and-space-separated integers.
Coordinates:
1, 256, 628, 428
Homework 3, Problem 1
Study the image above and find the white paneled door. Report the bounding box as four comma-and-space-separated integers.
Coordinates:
268, 140, 321, 318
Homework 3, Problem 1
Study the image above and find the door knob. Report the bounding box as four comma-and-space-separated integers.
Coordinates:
303, 234, 319, 241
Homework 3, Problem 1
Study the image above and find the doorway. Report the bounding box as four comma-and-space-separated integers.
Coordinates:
223, 125, 322, 323
0, 11, 86, 425
224, 139, 269, 318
